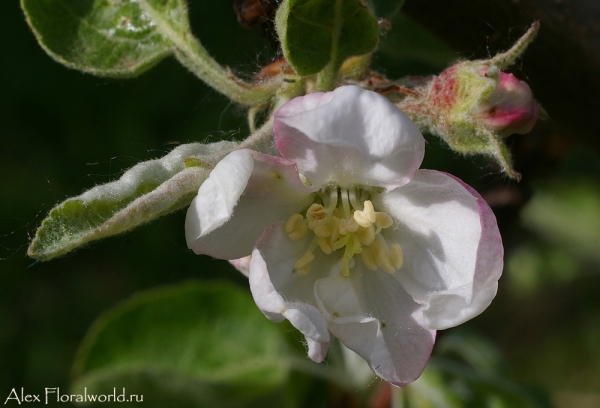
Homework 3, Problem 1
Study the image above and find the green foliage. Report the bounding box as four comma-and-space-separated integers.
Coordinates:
374, 12, 453, 75
368, 0, 405, 18
27, 141, 238, 261
398, 331, 553, 408
20, 0, 278, 106
20, 0, 189, 77
275, 0, 379, 77
72, 281, 292, 407
521, 179, 600, 264
506, 177, 600, 294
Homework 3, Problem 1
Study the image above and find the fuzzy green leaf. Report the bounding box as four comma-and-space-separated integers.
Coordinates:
71, 281, 291, 407
20, 0, 189, 77
27, 141, 238, 261
276, 0, 379, 76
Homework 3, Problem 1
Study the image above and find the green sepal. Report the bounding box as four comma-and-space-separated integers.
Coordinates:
275, 0, 379, 77
27, 141, 238, 261
71, 281, 291, 407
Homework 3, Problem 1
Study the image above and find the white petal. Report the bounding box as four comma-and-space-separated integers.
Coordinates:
274, 85, 424, 190
185, 149, 314, 259
315, 270, 435, 387
314, 275, 372, 325
229, 256, 251, 277
376, 170, 503, 330
249, 222, 331, 357
305, 338, 329, 363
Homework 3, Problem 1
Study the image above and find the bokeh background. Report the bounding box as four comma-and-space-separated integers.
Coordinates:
1, 0, 599, 407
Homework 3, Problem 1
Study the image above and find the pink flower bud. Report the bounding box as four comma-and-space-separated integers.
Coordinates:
475, 71, 539, 136
389, 22, 542, 179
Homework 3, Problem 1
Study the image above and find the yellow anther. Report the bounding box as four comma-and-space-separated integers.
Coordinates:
285, 214, 303, 233
375, 212, 393, 229
339, 217, 359, 235
378, 251, 396, 274
294, 251, 315, 269
285, 213, 308, 241
296, 264, 311, 276
306, 204, 327, 229
347, 218, 359, 232
313, 224, 331, 238
286, 189, 404, 278
317, 237, 333, 254
390, 244, 404, 270
289, 228, 308, 241
357, 225, 375, 246
360, 247, 378, 271
353, 200, 376, 227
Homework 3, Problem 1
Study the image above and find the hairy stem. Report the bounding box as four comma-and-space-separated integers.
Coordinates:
138, 0, 279, 106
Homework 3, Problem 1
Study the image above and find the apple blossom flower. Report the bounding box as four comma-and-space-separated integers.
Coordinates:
185, 85, 503, 386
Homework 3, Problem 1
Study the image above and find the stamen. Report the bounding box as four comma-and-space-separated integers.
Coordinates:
348, 188, 362, 210
296, 264, 311, 276
325, 188, 339, 214
285, 213, 302, 233
329, 216, 340, 243
287, 187, 403, 278
294, 251, 315, 269
285, 213, 308, 241
357, 224, 375, 246
360, 247, 378, 271
353, 200, 376, 227
317, 237, 333, 254
371, 235, 402, 274
341, 188, 351, 218
294, 249, 314, 275
375, 212, 393, 229
313, 224, 331, 238
339, 218, 359, 235
378, 250, 396, 274
306, 203, 327, 230
390, 244, 404, 269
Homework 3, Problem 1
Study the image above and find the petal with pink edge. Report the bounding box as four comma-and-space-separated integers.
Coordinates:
315, 270, 435, 387
274, 85, 424, 190
376, 170, 503, 330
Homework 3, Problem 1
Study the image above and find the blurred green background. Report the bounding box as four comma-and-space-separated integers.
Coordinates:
1, 0, 600, 407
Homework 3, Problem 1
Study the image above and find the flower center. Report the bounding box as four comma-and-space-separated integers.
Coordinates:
285, 187, 403, 277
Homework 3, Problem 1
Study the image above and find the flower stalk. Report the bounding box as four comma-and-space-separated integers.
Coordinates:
138, 0, 280, 107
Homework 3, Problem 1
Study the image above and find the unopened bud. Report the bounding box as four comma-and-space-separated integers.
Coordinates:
393, 22, 542, 180
475, 70, 539, 136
